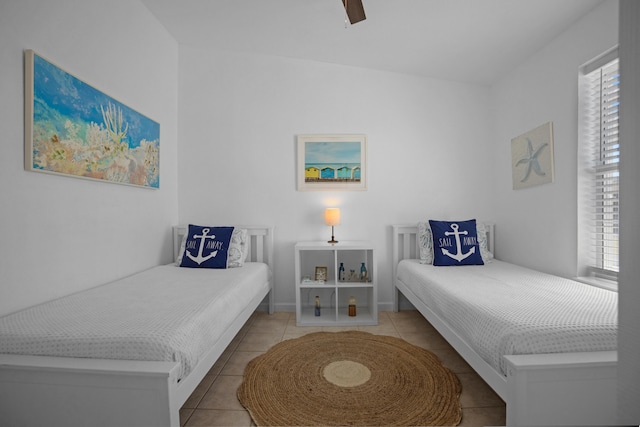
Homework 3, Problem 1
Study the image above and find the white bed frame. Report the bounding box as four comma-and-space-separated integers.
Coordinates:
392, 224, 617, 427
0, 225, 274, 427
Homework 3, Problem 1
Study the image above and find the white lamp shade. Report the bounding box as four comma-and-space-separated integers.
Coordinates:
324, 208, 341, 226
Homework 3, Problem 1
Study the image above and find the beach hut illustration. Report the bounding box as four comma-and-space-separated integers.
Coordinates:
305, 167, 320, 180
337, 166, 352, 179
321, 167, 336, 179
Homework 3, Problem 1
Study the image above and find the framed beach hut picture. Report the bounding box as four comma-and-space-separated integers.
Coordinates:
24, 50, 160, 189
297, 134, 367, 191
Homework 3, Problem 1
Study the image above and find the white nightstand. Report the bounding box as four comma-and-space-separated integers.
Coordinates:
294, 241, 378, 326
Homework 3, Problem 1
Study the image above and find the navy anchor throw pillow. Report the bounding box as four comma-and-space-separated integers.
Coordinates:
179, 225, 235, 269
429, 219, 484, 266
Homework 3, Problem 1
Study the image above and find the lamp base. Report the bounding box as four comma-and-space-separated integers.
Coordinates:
328, 225, 338, 244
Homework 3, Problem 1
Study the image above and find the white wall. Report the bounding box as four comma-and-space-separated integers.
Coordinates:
490, 1, 619, 278
618, 0, 640, 422
0, 0, 179, 316
178, 48, 493, 310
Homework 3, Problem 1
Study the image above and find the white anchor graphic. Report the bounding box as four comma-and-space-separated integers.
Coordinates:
186, 228, 218, 265
441, 223, 475, 262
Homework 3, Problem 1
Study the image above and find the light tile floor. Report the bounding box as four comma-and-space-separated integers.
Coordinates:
179, 310, 506, 427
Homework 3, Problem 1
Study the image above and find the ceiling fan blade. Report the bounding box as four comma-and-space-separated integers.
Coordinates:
342, 0, 366, 24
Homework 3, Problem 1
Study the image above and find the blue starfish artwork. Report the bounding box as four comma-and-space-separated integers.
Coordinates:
515, 138, 548, 182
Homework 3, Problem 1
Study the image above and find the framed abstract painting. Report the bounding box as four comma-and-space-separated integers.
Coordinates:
511, 122, 554, 190
297, 134, 367, 191
24, 50, 160, 189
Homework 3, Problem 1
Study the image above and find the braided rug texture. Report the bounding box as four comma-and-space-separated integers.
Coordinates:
237, 331, 462, 426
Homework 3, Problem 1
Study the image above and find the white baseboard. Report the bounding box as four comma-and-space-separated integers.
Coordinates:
264, 302, 398, 313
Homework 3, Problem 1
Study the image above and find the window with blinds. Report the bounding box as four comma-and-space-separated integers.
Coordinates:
579, 49, 620, 282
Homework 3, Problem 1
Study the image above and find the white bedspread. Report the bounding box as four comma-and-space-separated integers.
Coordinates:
397, 259, 617, 376
0, 263, 270, 380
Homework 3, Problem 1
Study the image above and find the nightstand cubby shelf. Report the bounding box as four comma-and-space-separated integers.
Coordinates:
295, 241, 378, 326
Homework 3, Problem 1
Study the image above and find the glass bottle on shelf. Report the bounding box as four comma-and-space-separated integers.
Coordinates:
348, 296, 356, 317
314, 296, 321, 316
338, 262, 345, 281
360, 262, 367, 282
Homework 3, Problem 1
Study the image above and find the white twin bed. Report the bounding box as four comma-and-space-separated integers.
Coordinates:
0, 225, 274, 427
393, 223, 618, 427
0, 222, 619, 427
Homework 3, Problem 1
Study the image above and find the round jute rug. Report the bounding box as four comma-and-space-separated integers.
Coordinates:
237, 331, 462, 426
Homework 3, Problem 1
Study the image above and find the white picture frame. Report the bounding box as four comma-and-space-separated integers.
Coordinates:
24, 50, 160, 189
297, 134, 367, 191
511, 122, 554, 190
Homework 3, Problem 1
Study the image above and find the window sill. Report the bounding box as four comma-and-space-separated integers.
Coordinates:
575, 276, 618, 292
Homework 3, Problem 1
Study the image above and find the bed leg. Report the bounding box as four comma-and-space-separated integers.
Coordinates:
268, 289, 275, 314
392, 286, 399, 312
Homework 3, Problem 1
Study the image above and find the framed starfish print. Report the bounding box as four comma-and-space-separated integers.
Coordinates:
511, 122, 554, 190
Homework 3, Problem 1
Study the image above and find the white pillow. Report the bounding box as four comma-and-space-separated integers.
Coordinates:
476, 222, 494, 263
227, 228, 248, 268
417, 222, 434, 264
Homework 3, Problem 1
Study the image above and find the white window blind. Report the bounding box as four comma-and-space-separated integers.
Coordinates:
579, 50, 620, 281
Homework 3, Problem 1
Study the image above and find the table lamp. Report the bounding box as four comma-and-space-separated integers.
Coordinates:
325, 208, 340, 244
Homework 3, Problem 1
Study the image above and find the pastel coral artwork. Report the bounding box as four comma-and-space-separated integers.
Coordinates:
24, 50, 160, 189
